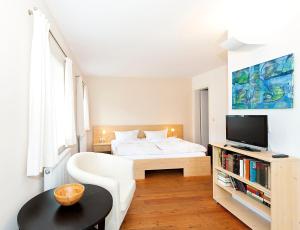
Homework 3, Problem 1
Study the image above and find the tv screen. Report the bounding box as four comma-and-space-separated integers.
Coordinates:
226, 115, 268, 148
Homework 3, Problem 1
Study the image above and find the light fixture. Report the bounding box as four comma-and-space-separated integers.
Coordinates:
221, 36, 264, 51
220, 37, 246, 51
99, 129, 106, 143
170, 128, 175, 137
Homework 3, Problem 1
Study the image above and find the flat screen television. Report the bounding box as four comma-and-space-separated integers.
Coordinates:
226, 115, 268, 148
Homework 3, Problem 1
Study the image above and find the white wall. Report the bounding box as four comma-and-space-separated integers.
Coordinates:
227, 0, 300, 156
192, 65, 228, 144
84, 76, 192, 150
0, 1, 82, 229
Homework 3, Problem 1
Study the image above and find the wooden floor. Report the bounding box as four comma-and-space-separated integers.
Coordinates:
121, 170, 250, 230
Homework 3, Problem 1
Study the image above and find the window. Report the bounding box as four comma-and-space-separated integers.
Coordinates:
27, 10, 76, 176
49, 35, 67, 153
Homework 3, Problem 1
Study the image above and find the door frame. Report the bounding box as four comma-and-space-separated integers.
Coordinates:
192, 86, 211, 144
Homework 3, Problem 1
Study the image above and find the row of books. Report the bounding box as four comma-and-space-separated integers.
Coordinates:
219, 150, 271, 189
217, 171, 231, 187
217, 172, 271, 207
247, 185, 271, 207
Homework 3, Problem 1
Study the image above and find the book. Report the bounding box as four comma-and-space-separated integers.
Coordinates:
228, 154, 234, 172
246, 185, 259, 195
229, 177, 238, 190
264, 189, 271, 198
221, 150, 228, 169
235, 179, 246, 193
256, 162, 263, 186
244, 159, 250, 180
233, 154, 240, 174
217, 180, 232, 187
250, 160, 257, 182
239, 159, 244, 177
264, 163, 268, 188
218, 171, 228, 177
262, 163, 268, 187
263, 201, 271, 208
217, 172, 231, 184
223, 153, 229, 170
234, 179, 242, 191
267, 165, 271, 189
217, 149, 222, 166
263, 197, 271, 207
217, 176, 231, 183
262, 194, 271, 203
247, 191, 264, 203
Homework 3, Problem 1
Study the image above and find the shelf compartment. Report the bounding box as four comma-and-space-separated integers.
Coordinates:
216, 182, 271, 220
215, 166, 271, 195
213, 144, 300, 229
215, 196, 271, 230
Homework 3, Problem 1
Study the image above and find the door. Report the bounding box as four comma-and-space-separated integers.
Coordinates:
199, 89, 209, 148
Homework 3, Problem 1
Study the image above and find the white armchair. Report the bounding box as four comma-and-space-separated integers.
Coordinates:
67, 152, 136, 230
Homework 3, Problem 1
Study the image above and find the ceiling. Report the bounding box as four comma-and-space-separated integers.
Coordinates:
44, 0, 227, 78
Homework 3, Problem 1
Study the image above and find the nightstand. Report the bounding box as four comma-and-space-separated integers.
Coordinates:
93, 143, 111, 154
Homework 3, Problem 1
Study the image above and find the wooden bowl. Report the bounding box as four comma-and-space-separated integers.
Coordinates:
54, 183, 85, 206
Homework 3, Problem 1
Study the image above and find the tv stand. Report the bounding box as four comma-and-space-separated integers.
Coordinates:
230, 145, 261, 152
212, 143, 300, 230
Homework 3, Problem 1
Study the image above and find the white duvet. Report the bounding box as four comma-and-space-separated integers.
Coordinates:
111, 138, 207, 156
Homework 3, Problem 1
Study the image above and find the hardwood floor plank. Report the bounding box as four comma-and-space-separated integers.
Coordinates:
121, 170, 250, 230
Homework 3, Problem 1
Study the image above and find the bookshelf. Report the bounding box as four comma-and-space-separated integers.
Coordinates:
212, 143, 300, 230
216, 166, 270, 194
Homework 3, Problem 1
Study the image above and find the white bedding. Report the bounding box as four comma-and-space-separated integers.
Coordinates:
111, 138, 207, 159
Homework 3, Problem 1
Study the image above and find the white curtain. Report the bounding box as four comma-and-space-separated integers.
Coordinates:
64, 58, 76, 145
27, 10, 51, 176
83, 84, 90, 131
27, 10, 77, 176
76, 77, 90, 152
76, 77, 84, 137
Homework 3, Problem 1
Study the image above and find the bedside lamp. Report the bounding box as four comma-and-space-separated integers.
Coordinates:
100, 129, 106, 143
170, 128, 175, 137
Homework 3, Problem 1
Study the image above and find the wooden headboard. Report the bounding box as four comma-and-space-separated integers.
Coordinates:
93, 124, 183, 144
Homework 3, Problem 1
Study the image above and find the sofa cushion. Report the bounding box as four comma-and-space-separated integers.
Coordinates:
119, 180, 136, 212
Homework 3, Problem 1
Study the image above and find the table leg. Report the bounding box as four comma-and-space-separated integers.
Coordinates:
97, 220, 105, 230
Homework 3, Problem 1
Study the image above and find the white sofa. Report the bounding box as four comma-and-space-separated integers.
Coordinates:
67, 152, 136, 230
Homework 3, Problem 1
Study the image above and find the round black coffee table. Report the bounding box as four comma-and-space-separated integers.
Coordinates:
17, 184, 112, 230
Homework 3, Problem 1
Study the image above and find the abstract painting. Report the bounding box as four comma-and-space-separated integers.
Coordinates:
232, 54, 294, 109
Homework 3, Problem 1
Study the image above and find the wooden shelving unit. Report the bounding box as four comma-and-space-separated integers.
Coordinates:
212, 143, 300, 230
216, 181, 271, 219
215, 166, 271, 195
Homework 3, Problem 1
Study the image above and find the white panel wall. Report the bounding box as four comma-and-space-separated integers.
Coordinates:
85, 76, 193, 150
227, 0, 300, 156
192, 65, 228, 144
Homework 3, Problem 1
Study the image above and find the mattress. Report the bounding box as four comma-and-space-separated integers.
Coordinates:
117, 152, 206, 160
111, 137, 207, 160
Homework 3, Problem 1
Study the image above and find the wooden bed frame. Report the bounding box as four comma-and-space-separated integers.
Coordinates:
134, 156, 211, 179
93, 124, 211, 179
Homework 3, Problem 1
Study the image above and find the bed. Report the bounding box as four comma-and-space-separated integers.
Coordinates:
93, 125, 211, 179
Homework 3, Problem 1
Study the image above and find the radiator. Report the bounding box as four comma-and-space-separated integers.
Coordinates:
43, 149, 72, 191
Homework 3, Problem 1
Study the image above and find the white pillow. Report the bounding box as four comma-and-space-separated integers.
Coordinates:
114, 130, 139, 141
144, 129, 168, 141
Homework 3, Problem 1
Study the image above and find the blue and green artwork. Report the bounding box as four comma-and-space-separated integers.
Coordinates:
232, 54, 294, 109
